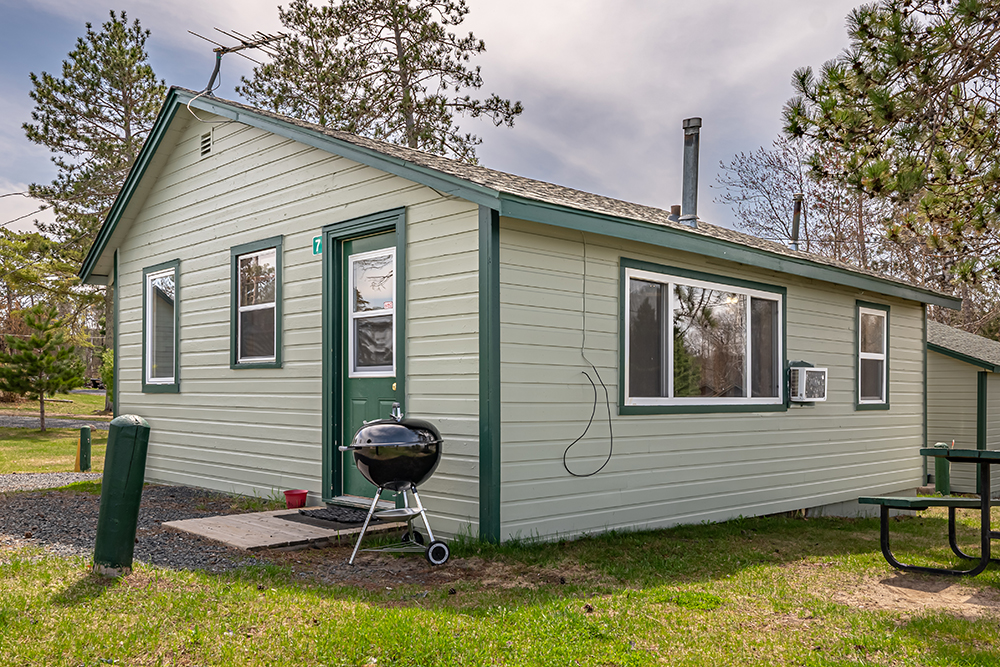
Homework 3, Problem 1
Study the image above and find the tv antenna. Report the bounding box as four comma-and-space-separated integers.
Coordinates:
188, 28, 286, 94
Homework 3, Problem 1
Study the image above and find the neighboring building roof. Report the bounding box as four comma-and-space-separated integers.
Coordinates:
79, 87, 962, 310
927, 320, 1000, 372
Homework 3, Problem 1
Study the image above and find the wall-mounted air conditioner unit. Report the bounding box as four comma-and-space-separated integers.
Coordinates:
789, 366, 828, 402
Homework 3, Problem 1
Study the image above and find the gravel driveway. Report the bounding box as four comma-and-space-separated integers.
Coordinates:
0, 475, 264, 572
0, 415, 110, 430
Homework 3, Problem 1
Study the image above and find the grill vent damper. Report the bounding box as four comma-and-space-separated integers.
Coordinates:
339, 403, 450, 565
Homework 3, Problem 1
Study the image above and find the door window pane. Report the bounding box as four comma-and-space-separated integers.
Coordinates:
353, 253, 394, 312
355, 315, 393, 368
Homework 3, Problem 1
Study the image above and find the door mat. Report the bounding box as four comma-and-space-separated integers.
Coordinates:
277, 506, 380, 529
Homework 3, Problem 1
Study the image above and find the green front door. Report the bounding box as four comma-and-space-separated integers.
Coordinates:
341, 232, 400, 497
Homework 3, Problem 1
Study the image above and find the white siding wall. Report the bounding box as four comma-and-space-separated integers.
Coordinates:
116, 115, 479, 535
498, 218, 925, 540
926, 351, 980, 493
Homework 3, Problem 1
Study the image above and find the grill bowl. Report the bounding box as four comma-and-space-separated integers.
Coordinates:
348, 418, 442, 491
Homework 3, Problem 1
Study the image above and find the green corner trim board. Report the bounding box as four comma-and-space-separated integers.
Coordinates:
79, 88, 961, 313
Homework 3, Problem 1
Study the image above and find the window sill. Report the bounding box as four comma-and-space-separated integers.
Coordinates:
856, 402, 889, 411
620, 402, 787, 415
231, 360, 281, 370
142, 382, 179, 394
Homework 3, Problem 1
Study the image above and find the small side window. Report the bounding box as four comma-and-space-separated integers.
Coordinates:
142, 260, 180, 393
857, 302, 889, 409
231, 236, 282, 369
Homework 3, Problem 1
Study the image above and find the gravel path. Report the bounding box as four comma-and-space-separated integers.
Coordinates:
0, 472, 102, 493
0, 415, 110, 430
0, 479, 264, 572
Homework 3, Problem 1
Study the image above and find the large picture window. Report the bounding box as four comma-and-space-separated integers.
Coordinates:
857, 302, 889, 409
231, 236, 282, 369
142, 260, 180, 393
623, 262, 784, 411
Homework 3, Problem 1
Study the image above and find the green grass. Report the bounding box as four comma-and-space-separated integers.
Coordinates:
0, 392, 109, 419
2, 508, 1000, 665
0, 427, 107, 474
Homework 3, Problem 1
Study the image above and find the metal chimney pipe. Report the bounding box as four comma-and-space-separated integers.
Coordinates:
790, 193, 803, 251
680, 117, 702, 228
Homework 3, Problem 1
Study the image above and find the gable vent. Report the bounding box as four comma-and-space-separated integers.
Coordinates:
200, 131, 213, 157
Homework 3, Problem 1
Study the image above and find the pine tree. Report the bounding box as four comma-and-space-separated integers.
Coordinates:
782, 0, 1000, 284
0, 304, 86, 432
23, 10, 167, 262
239, 0, 523, 163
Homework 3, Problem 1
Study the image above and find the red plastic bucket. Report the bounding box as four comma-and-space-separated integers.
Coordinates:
284, 489, 308, 509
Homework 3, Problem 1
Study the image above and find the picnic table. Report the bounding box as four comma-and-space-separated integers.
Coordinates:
859, 448, 1000, 576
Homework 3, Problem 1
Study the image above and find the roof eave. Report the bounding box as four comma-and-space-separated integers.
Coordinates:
927, 341, 999, 372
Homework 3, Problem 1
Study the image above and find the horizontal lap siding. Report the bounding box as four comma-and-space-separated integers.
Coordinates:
117, 116, 480, 532
498, 217, 925, 540
926, 352, 979, 492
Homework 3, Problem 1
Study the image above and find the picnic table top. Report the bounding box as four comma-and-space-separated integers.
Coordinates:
920, 447, 1000, 463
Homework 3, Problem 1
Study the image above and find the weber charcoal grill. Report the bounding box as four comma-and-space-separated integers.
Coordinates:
339, 403, 449, 565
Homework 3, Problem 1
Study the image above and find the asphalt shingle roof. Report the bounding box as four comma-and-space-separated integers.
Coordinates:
193, 89, 951, 301
927, 320, 1000, 370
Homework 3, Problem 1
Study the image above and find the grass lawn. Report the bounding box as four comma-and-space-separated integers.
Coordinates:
2, 498, 1000, 664
0, 427, 107, 473
0, 392, 110, 419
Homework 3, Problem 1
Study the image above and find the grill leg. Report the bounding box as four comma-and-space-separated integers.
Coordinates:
410, 486, 436, 543
348, 489, 383, 565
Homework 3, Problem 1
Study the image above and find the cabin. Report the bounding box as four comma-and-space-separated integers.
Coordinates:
79, 87, 961, 542
926, 320, 1000, 494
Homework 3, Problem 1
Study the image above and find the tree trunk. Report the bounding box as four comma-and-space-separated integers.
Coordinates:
39, 394, 46, 433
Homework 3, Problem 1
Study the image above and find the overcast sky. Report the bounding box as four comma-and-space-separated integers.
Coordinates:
0, 0, 863, 236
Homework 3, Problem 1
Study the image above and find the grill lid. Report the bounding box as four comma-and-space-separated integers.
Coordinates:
347, 417, 442, 449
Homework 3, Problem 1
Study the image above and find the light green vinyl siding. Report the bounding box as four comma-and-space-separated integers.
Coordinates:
498, 217, 925, 541
926, 350, 999, 493
114, 113, 479, 535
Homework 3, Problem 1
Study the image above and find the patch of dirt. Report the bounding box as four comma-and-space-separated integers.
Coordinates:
266, 546, 607, 593
789, 561, 1000, 618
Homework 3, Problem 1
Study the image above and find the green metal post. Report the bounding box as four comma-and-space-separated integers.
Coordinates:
933, 442, 951, 496
93, 415, 151, 576
78, 426, 91, 472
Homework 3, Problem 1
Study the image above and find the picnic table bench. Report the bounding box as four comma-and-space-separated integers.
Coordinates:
859, 447, 1000, 576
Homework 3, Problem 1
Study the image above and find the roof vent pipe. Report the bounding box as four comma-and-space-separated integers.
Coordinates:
680, 117, 702, 229
790, 193, 803, 251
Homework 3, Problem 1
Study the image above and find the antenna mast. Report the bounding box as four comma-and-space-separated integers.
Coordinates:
188, 28, 285, 94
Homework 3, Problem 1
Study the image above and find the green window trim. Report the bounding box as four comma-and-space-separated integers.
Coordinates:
230, 235, 283, 369
141, 259, 180, 394
856, 300, 890, 410
619, 258, 787, 415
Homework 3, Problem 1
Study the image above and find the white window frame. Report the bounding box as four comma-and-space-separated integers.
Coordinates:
144, 266, 177, 386
348, 246, 396, 378
858, 306, 888, 405
623, 267, 783, 407
236, 247, 277, 364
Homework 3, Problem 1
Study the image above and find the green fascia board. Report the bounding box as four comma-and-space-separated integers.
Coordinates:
82, 87, 962, 314
79, 100, 182, 284
230, 235, 284, 369
185, 92, 502, 209
926, 342, 999, 373
497, 196, 961, 310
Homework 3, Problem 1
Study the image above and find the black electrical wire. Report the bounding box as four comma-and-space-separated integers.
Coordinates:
562, 361, 614, 478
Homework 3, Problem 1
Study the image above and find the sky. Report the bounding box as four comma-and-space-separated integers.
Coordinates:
0, 0, 864, 236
